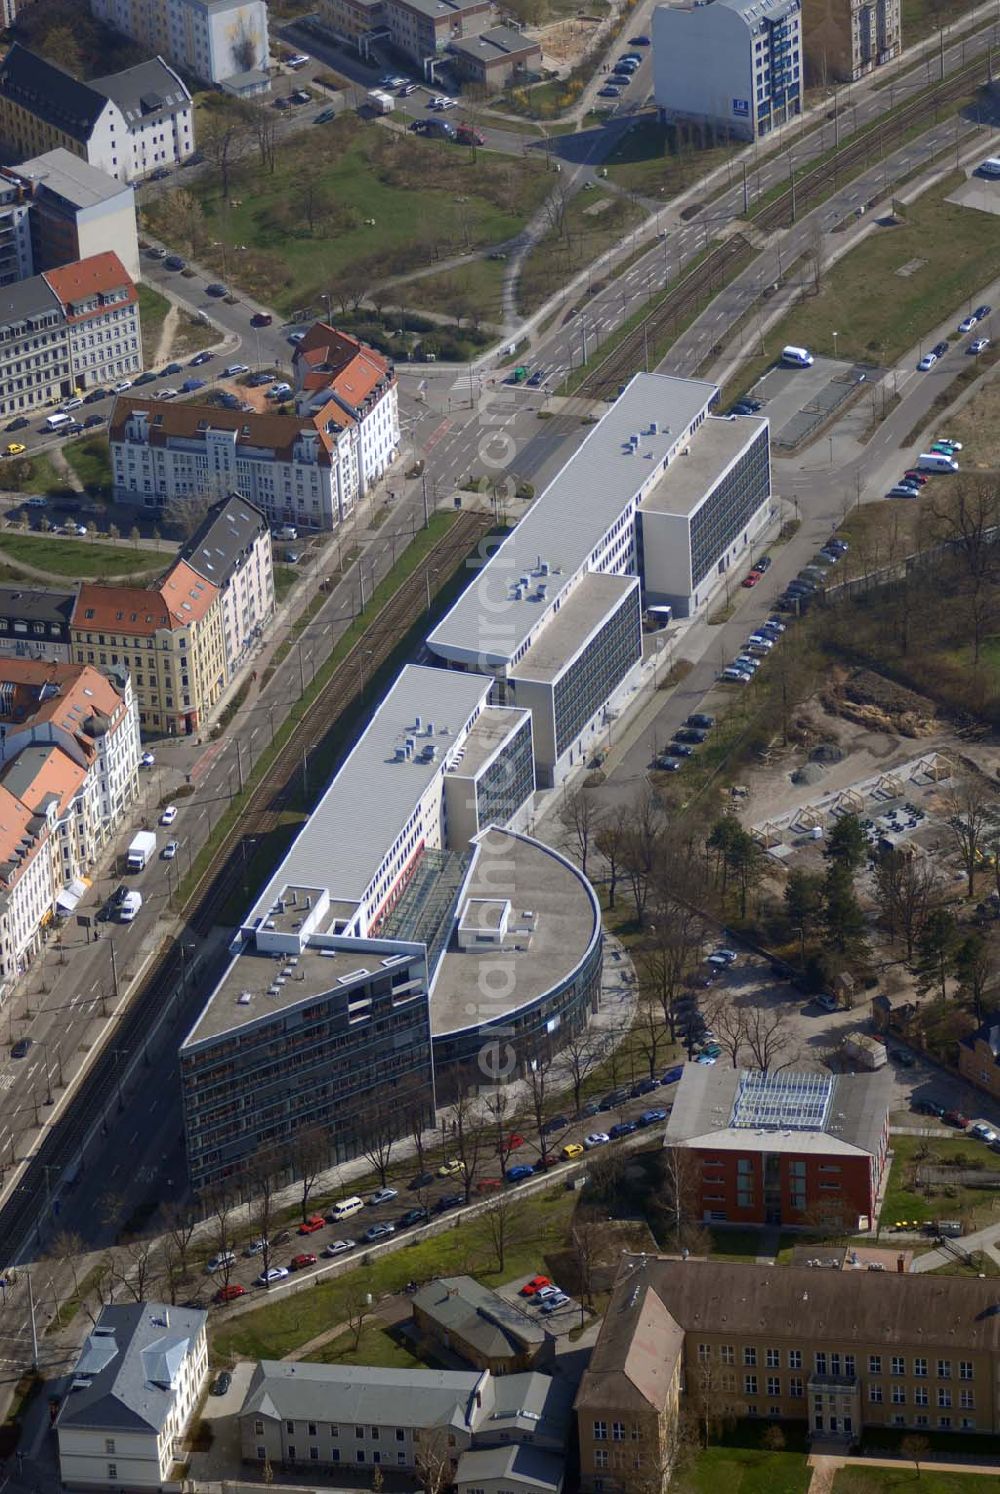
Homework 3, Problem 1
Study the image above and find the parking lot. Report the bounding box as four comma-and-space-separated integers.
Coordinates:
495, 1272, 586, 1339
750, 355, 877, 449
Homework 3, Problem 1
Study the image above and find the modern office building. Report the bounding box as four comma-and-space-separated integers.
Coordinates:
447, 26, 542, 86
108, 397, 363, 531
292, 323, 400, 497
653, 0, 803, 142
56, 1303, 208, 1491
4, 149, 140, 282
70, 564, 225, 737
315, 0, 494, 67
576, 1254, 1000, 1488
427, 372, 771, 786
0, 47, 194, 184
180, 663, 603, 1189
180, 495, 274, 683
802, 0, 900, 82
664, 1065, 891, 1230
0, 587, 75, 662
90, 0, 270, 92
0, 251, 140, 418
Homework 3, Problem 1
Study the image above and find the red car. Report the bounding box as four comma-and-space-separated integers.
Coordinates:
213, 1283, 246, 1303
944, 1110, 970, 1129
290, 1252, 317, 1270
476, 1177, 502, 1194
505, 1133, 525, 1151
742, 570, 762, 588
298, 1215, 325, 1235
520, 1274, 552, 1297
903, 471, 929, 486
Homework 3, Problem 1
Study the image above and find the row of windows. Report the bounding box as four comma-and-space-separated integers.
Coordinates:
696, 1345, 975, 1378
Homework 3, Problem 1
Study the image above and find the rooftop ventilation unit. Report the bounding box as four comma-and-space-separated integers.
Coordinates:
426, 720, 434, 735
650, 420, 658, 434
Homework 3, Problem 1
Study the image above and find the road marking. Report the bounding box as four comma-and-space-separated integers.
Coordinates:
0, 1075, 13, 1092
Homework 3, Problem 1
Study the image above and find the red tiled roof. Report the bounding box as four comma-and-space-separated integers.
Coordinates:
294, 322, 393, 409
0, 658, 125, 733
107, 397, 353, 463
73, 564, 219, 636
43, 252, 136, 322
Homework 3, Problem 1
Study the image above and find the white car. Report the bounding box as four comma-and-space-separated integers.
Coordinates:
113, 380, 133, 393
141, 751, 155, 767
256, 1266, 289, 1285
970, 1123, 998, 1143
536, 1285, 561, 1301
541, 1292, 571, 1313
708, 949, 738, 967
154, 388, 178, 400
969, 338, 990, 354
439, 97, 457, 109
959, 314, 978, 333
162, 840, 179, 860
160, 804, 178, 826
288, 53, 310, 67
584, 1131, 610, 1149
243, 1237, 269, 1256
324, 1238, 356, 1257
288, 330, 306, 343
223, 363, 249, 377
934, 436, 962, 449
368, 1187, 398, 1206
917, 352, 938, 371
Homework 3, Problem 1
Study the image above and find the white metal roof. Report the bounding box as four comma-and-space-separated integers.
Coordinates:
427, 372, 716, 668
244, 665, 491, 924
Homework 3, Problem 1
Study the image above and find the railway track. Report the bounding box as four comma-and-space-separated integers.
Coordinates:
0, 510, 491, 1264
575, 50, 993, 403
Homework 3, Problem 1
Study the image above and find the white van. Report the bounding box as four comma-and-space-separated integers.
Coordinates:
916, 451, 959, 473
781, 345, 814, 368
330, 1195, 364, 1221
44, 412, 72, 432
205, 1249, 237, 1273
977, 157, 1000, 177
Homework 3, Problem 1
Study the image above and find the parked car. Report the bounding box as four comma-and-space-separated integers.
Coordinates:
639, 1108, 668, 1126
256, 1267, 289, 1285
944, 1109, 971, 1129
584, 1131, 610, 1149
913, 1099, 945, 1117
609, 1120, 637, 1139
162, 840, 179, 860
190, 351, 214, 366
436, 1157, 464, 1177
543, 1113, 568, 1133
368, 1187, 398, 1206
213, 1284, 246, 1303
160, 804, 178, 825
435, 1193, 464, 1213
298, 1215, 325, 1234
11, 1038, 32, 1058
969, 337, 990, 354
917, 352, 938, 370
970, 1122, 998, 1143
541, 1292, 571, 1313
290, 1253, 317, 1270
561, 1142, 584, 1159
212, 1370, 233, 1398
397, 1207, 429, 1228
505, 1164, 534, 1183
363, 1222, 395, 1242
323, 1239, 355, 1257
519, 1274, 551, 1296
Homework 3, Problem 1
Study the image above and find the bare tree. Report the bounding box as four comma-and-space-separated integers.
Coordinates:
703, 997, 745, 1067
658, 1145, 704, 1252
47, 1230, 86, 1299
244, 98, 278, 174
482, 1192, 521, 1274
448, 1079, 487, 1202
900, 1434, 930, 1478
620, 785, 666, 926
922, 477, 1000, 664
286, 1125, 329, 1222
199, 105, 253, 203
200, 1182, 237, 1290
164, 491, 212, 541
554, 1029, 606, 1115
633, 991, 670, 1081
522, 1053, 557, 1164
343, 1277, 373, 1352
361, 1105, 399, 1188
874, 851, 941, 959
414, 1428, 455, 1494
637, 900, 704, 1045
558, 786, 603, 879
594, 817, 626, 909
108, 1237, 162, 1303
159, 1201, 198, 1283
740, 1005, 793, 1072
246, 1146, 282, 1287
483, 1086, 521, 1175
946, 777, 992, 900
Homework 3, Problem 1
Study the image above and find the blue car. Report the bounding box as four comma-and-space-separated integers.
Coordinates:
506, 1164, 535, 1183
182, 378, 206, 392
638, 1108, 668, 1126
661, 1066, 684, 1085
609, 1121, 637, 1139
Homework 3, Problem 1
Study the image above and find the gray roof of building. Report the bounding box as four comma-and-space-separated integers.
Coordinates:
449, 24, 540, 58
91, 56, 191, 125
484, 1372, 573, 1442
413, 1276, 547, 1356
0, 272, 61, 326
960, 1013, 1000, 1060
664, 1064, 890, 1158
57, 1303, 205, 1434
240, 1362, 486, 1431
427, 373, 716, 667
0, 585, 74, 627
243, 665, 492, 921
395, 0, 489, 18
457, 1445, 565, 1493
0, 45, 108, 143
640, 414, 767, 518
12, 148, 131, 208
181, 494, 267, 587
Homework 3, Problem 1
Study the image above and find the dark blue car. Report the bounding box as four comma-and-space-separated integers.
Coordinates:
638, 1108, 668, 1126
609, 1121, 637, 1139
661, 1065, 684, 1085
506, 1164, 534, 1183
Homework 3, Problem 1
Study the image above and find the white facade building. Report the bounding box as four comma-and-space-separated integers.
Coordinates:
653, 0, 802, 142
427, 372, 771, 786
293, 323, 400, 496
181, 494, 274, 681
56, 1304, 209, 1491
4, 149, 140, 284
91, 0, 270, 90
109, 399, 361, 531
0, 46, 194, 185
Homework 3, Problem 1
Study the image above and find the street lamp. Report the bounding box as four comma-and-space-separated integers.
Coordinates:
832, 330, 839, 362
210, 240, 229, 279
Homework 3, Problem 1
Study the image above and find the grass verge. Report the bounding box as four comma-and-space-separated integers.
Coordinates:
0, 533, 163, 579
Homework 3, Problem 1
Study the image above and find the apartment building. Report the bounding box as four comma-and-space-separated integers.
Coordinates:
56, 1304, 208, 1490
239, 1362, 570, 1485
0, 175, 33, 289
180, 495, 273, 681
292, 323, 400, 497
0, 251, 139, 419
0, 787, 53, 988
959, 1013, 1000, 1102
653, 0, 803, 142
448, 27, 542, 86
109, 398, 362, 532
181, 664, 602, 1188
5, 149, 140, 282
0, 586, 75, 662
576, 1255, 1000, 1489
91, 0, 271, 92
665, 1065, 891, 1231
803, 0, 900, 82
0, 46, 194, 184
70, 565, 225, 737
427, 372, 771, 788
385, 0, 493, 62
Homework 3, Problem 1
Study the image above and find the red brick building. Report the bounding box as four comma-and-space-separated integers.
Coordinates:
665, 1065, 890, 1230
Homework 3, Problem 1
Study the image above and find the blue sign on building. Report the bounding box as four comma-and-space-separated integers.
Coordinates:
732, 98, 750, 116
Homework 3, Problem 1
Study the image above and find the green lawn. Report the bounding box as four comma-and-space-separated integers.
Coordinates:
679, 1443, 811, 1494
63, 437, 112, 497
834, 1468, 1000, 1494
0, 533, 163, 579
879, 1134, 999, 1232
272, 564, 299, 603
900, 0, 980, 47
211, 1186, 577, 1363
404, 258, 508, 327
302, 1321, 422, 1369
604, 118, 739, 200
138, 284, 171, 366
147, 115, 550, 316
736, 171, 1000, 375
520, 187, 646, 314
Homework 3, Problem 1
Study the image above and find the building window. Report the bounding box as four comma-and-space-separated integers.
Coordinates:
960, 1390, 975, 1410
938, 1389, 952, 1409
286, 1422, 294, 1434
745, 1376, 757, 1395
814, 1353, 826, 1374
788, 1350, 802, 1370
914, 1359, 927, 1377
593, 1422, 607, 1441
869, 1356, 882, 1376
845, 1355, 855, 1378
937, 1361, 951, 1380
107, 1468, 117, 1482
959, 1362, 973, 1381
612, 1424, 625, 1442
744, 1347, 757, 1367
396, 1429, 405, 1441
789, 1378, 803, 1398
891, 1386, 905, 1405
721, 1345, 735, 1365
766, 1349, 780, 1368
594, 1451, 609, 1471
104, 1441, 115, 1455
308, 1424, 317, 1437
698, 1344, 711, 1363
767, 1377, 780, 1397
869, 1386, 883, 1404
355, 1428, 364, 1440
915, 1388, 928, 1407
